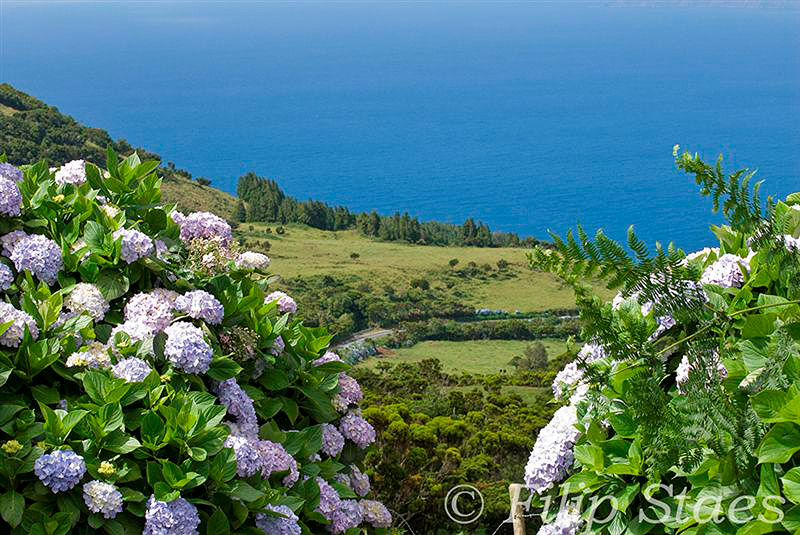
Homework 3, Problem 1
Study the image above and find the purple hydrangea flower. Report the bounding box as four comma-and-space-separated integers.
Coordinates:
54, 160, 87, 186
65, 283, 109, 321
271, 336, 285, 356
257, 440, 300, 487
265, 291, 297, 314
700, 253, 749, 288
330, 500, 364, 534
34, 449, 86, 492
255, 505, 301, 535
0, 163, 23, 183
83, 480, 123, 519
339, 410, 376, 449
333, 373, 363, 412
224, 434, 263, 477
114, 228, 154, 264
216, 379, 259, 438
360, 500, 392, 528
312, 351, 342, 367
321, 423, 345, 457
552, 343, 607, 402
537, 509, 584, 535
781, 234, 800, 253
175, 290, 224, 325
1, 230, 28, 257
178, 212, 232, 245
524, 405, 581, 494
170, 210, 186, 226
66, 342, 111, 369
315, 477, 341, 519
0, 263, 13, 290
10, 234, 62, 284
109, 320, 154, 353
0, 301, 38, 347
349, 465, 370, 497
124, 291, 176, 332
164, 322, 212, 374
0, 177, 22, 216
143, 495, 200, 535
236, 251, 271, 270
112, 357, 153, 383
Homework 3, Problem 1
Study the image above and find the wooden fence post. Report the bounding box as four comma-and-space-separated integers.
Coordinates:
508, 483, 526, 535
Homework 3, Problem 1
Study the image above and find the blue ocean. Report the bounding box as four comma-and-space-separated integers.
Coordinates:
2, 1, 799, 251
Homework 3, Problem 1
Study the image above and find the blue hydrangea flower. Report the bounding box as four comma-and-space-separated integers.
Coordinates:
109, 320, 154, 354
67, 342, 111, 369
216, 378, 258, 437
537, 508, 583, 535
0, 301, 38, 347
178, 211, 232, 245
524, 405, 581, 494
0, 163, 23, 183
321, 423, 345, 457
82, 480, 123, 519
700, 253, 749, 288
34, 449, 86, 492
338, 410, 376, 449
257, 440, 299, 487
329, 500, 363, 534
114, 228, 154, 264
143, 495, 200, 535
1, 230, 28, 257
271, 336, 285, 356
64, 282, 109, 321
332, 373, 363, 412
164, 322, 212, 374
124, 290, 176, 332
348, 465, 370, 497
0, 263, 13, 290
265, 291, 297, 314
0, 177, 22, 217
315, 477, 341, 520
224, 434, 263, 477
175, 290, 224, 325
112, 357, 153, 383
255, 505, 301, 535
9, 234, 62, 284
360, 500, 392, 528
312, 351, 342, 367
54, 160, 87, 186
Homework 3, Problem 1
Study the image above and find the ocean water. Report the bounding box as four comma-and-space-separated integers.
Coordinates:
2, 1, 799, 251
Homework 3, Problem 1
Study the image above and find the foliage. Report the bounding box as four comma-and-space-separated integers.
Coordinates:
522, 148, 800, 534
0, 151, 390, 535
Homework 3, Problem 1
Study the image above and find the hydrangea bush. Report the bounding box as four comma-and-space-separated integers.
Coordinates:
524, 149, 800, 534
0, 151, 391, 535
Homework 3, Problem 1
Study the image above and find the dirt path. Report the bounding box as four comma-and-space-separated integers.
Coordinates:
334, 328, 395, 349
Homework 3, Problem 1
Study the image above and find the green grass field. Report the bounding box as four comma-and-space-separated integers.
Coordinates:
357, 339, 569, 375
239, 223, 613, 312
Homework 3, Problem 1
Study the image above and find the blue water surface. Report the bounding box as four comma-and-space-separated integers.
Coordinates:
2, 1, 799, 250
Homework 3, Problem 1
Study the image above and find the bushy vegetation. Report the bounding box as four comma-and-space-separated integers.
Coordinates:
522, 149, 800, 534
0, 151, 391, 534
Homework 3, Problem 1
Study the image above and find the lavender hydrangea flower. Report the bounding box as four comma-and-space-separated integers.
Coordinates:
537, 508, 584, 535
257, 440, 300, 487
321, 423, 345, 457
0, 301, 38, 347
1, 230, 27, 257
0, 263, 13, 290
552, 363, 583, 402
112, 357, 153, 383
164, 322, 212, 374
170, 210, 186, 226
34, 450, 86, 492
83, 480, 123, 519
330, 500, 364, 534
332, 373, 363, 412
315, 477, 342, 519
700, 253, 749, 288
0, 163, 23, 183
781, 234, 800, 253
143, 495, 200, 535
255, 505, 301, 535
524, 405, 581, 494
0, 177, 22, 216
271, 336, 285, 356
312, 351, 342, 367
124, 291, 176, 332
676, 351, 728, 393
65, 283, 109, 321
349, 465, 370, 497
175, 290, 224, 325
224, 434, 263, 477
66, 342, 111, 369
114, 228, 154, 264
109, 320, 154, 353
178, 212, 232, 245
9, 234, 62, 284
100, 204, 120, 218
339, 410, 376, 449
216, 379, 259, 437
360, 500, 392, 528
236, 251, 271, 270
54, 160, 87, 186
683, 247, 719, 264
265, 291, 297, 314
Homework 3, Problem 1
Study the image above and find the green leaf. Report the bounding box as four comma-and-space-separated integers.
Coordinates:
227, 481, 264, 502
206, 509, 230, 535
758, 422, 800, 464
0, 490, 24, 527
96, 270, 129, 301
782, 467, 800, 504
752, 385, 800, 423
84, 221, 107, 254
206, 357, 242, 382
259, 369, 290, 391
739, 314, 777, 339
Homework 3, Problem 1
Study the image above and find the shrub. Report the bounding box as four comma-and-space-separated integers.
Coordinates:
0, 153, 391, 534
523, 149, 800, 533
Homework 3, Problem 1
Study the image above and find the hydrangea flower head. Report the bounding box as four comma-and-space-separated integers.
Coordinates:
315, 477, 342, 519
215, 379, 258, 437
224, 434, 263, 477
700, 253, 748, 288
537, 508, 584, 535
124, 291, 176, 332
255, 505, 301, 535
0, 301, 38, 347
0, 177, 22, 216
83, 480, 123, 519
34, 449, 86, 492
333, 373, 363, 412
0, 163, 23, 183
143, 495, 200, 535
175, 290, 224, 325
65, 283, 109, 321
9, 234, 62, 284
339, 410, 376, 449
1, 230, 28, 257
112, 357, 153, 383
524, 405, 581, 494
164, 322, 212, 374
271, 335, 285, 356
54, 160, 87, 186
109, 320, 154, 353
114, 228, 154, 264
321, 423, 345, 457
265, 291, 297, 314
236, 251, 270, 270
178, 212, 232, 245
360, 500, 392, 528
349, 465, 370, 497
66, 342, 111, 369
330, 500, 364, 534
257, 440, 299, 487
0, 263, 13, 290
